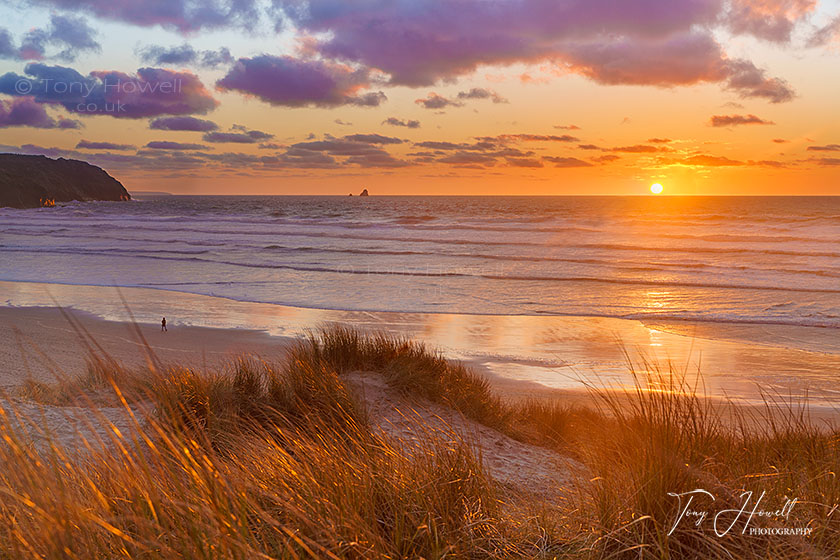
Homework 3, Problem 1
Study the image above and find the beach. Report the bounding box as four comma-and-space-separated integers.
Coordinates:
4, 280, 840, 416
0, 305, 291, 391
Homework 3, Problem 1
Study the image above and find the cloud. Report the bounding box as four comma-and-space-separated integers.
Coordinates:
709, 114, 775, 127
1, 15, 100, 62
137, 44, 234, 68
276, 0, 723, 87
76, 140, 134, 150
216, 55, 386, 108
648, 137, 672, 143
813, 157, 840, 166
411, 136, 538, 167
749, 159, 788, 168
807, 144, 840, 151
149, 116, 218, 131
456, 87, 508, 103
543, 156, 593, 167
725, 0, 816, 43
577, 144, 602, 150
0, 63, 218, 118
0, 96, 81, 128
554, 124, 581, 130
677, 154, 745, 166
611, 144, 662, 153
592, 154, 620, 163
383, 117, 420, 128
203, 126, 273, 143
564, 31, 795, 103
30, 0, 261, 33
273, 1, 794, 102
344, 152, 410, 168
438, 152, 500, 166
415, 92, 463, 109
0, 29, 15, 59
334, 118, 353, 126
495, 133, 579, 143
722, 59, 794, 103
771, 138, 788, 143
808, 15, 840, 47
506, 157, 543, 168
414, 139, 501, 151
145, 141, 208, 150
284, 135, 410, 167
342, 133, 404, 144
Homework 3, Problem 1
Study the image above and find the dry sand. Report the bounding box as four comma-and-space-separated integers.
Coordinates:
348, 372, 582, 498
0, 306, 580, 493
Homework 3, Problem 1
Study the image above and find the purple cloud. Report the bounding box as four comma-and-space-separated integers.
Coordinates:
137, 44, 234, 68
809, 15, 840, 47
415, 93, 463, 109
383, 117, 420, 128
283, 135, 410, 168
271, 1, 794, 102
0, 96, 81, 128
457, 87, 508, 103
203, 126, 273, 143
150, 116, 218, 131
217, 55, 386, 108
343, 134, 404, 144
30, 0, 261, 33
564, 31, 794, 103
2, 15, 100, 62
496, 134, 579, 143
277, 0, 722, 86
726, 0, 816, 43
76, 139, 134, 150
807, 144, 840, 152
0, 29, 15, 59
145, 141, 208, 150
0, 63, 218, 118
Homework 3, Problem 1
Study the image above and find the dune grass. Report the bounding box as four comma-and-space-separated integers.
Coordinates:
2, 324, 839, 558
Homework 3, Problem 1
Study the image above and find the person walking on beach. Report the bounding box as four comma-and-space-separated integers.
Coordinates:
161, 317, 167, 332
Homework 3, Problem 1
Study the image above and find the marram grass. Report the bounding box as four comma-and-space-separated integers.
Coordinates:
2, 325, 839, 559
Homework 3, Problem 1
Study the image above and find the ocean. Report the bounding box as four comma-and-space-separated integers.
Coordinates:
1, 195, 838, 328
3, 195, 840, 402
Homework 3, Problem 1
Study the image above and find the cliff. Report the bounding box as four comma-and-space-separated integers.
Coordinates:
0, 153, 131, 209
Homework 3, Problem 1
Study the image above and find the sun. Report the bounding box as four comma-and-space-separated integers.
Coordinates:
650, 183, 664, 195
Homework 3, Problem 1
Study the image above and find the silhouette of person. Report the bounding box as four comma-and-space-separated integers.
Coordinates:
161, 317, 167, 332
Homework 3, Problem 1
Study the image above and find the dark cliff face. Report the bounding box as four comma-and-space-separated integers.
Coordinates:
0, 153, 131, 209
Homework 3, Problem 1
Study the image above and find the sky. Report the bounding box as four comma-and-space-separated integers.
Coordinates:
0, 0, 839, 195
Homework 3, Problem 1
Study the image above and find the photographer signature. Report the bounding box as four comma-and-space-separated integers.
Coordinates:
667, 489, 801, 537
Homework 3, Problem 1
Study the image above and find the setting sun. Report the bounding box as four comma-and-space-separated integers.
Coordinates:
650, 183, 664, 194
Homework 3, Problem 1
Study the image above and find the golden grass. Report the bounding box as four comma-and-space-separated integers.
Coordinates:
2, 325, 839, 559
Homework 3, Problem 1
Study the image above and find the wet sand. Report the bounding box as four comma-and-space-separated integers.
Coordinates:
2, 303, 839, 427
2, 280, 840, 409
0, 306, 292, 391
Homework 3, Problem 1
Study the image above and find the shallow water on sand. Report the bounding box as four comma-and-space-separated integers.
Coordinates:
3, 281, 839, 408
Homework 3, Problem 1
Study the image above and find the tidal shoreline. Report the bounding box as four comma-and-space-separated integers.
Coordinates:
2, 280, 840, 409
